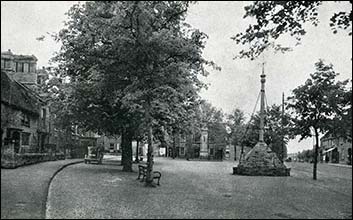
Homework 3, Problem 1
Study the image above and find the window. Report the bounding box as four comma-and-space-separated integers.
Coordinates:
210, 148, 214, 155
24, 63, 29, 72
110, 143, 114, 149
16, 62, 24, 72
5, 59, 11, 69
2, 59, 11, 69
21, 132, 30, 146
21, 112, 30, 127
180, 147, 185, 155
29, 63, 36, 73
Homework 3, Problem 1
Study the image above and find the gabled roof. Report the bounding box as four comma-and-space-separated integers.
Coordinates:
1, 71, 41, 115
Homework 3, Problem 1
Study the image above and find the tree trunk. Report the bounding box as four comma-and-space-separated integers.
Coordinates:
234, 145, 237, 161
172, 129, 176, 159
120, 129, 125, 166
144, 104, 155, 187
313, 127, 319, 180
145, 122, 155, 187
240, 145, 244, 162
135, 139, 139, 163
122, 128, 133, 172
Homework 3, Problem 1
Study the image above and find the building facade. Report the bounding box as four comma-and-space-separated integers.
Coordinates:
1, 50, 55, 167
168, 128, 226, 160
1, 71, 50, 152
320, 133, 352, 165
97, 135, 121, 153
1, 49, 38, 86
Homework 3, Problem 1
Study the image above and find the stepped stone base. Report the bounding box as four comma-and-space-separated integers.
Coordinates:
233, 142, 290, 176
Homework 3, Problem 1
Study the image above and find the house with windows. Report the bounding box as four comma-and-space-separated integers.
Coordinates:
1, 70, 52, 167
320, 133, 352, 165
97, 135, 121, 153
1, 49, 38, 87
168, 127, 226, 160
1, 49, 54, 167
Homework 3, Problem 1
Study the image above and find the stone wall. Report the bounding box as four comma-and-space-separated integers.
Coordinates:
1, 144, 65, 169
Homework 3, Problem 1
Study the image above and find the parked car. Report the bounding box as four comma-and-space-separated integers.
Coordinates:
84, 146, 104, 164
285, 157, 292, 162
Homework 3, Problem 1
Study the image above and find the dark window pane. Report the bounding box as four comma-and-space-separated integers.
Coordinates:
21, 132, 30, 145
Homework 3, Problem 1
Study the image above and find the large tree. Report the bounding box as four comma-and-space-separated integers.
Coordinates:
328, 84, 352, 139
53, 1, 218, 185
226, 108, 246, 160
287, 60, 351, 180
37, 69, 79, 155
232, 1, 352, 59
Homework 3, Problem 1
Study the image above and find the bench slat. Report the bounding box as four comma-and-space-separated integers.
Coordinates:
137, 165, 161, 185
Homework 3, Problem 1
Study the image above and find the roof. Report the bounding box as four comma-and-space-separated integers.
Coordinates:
1, 50, 37, 61
320, 132, 352, 142
1, 71, 42, 115
323, 147, 337, 153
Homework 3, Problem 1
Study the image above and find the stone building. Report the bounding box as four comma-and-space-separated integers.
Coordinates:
1, 50, 51, 151
1, 71, 52, 167
320, 133, 352, 165
1, 49, 38, 87
1, 50, 54, 167
168, 128, 226, 160
97, 135, 121, 153
1, 71, 50, 151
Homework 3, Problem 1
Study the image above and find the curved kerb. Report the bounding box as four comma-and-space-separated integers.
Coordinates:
43, 160, 83, 219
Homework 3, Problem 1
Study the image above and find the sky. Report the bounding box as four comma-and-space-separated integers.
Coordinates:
1, 1, 352, 154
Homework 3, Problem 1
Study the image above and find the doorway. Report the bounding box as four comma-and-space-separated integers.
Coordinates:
12, 131, 21, 153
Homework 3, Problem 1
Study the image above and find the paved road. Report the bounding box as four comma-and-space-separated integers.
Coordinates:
1, 159, 83, 219
46, 157, 352, 219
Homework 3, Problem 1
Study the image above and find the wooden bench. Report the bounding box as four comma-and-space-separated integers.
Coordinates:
137, 164, 161, 186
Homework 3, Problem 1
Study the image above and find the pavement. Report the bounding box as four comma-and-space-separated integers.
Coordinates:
46, 157, 352, 219
326, 163, 352, 168
1, 158, 83, 219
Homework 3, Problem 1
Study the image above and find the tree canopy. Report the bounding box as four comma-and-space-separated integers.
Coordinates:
232, 1, 352, 60
287, 60, 351, 141
287, 59, 351, 179
52, 1, 219, 177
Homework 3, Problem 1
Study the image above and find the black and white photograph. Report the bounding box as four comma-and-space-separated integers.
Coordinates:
1, 1, 352, 219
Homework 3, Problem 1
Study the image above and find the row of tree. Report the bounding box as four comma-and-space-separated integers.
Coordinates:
42, 1, 223, 187
41, 1, 351, 182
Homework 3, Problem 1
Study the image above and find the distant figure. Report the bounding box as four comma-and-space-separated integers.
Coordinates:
98, 145, 104, 154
